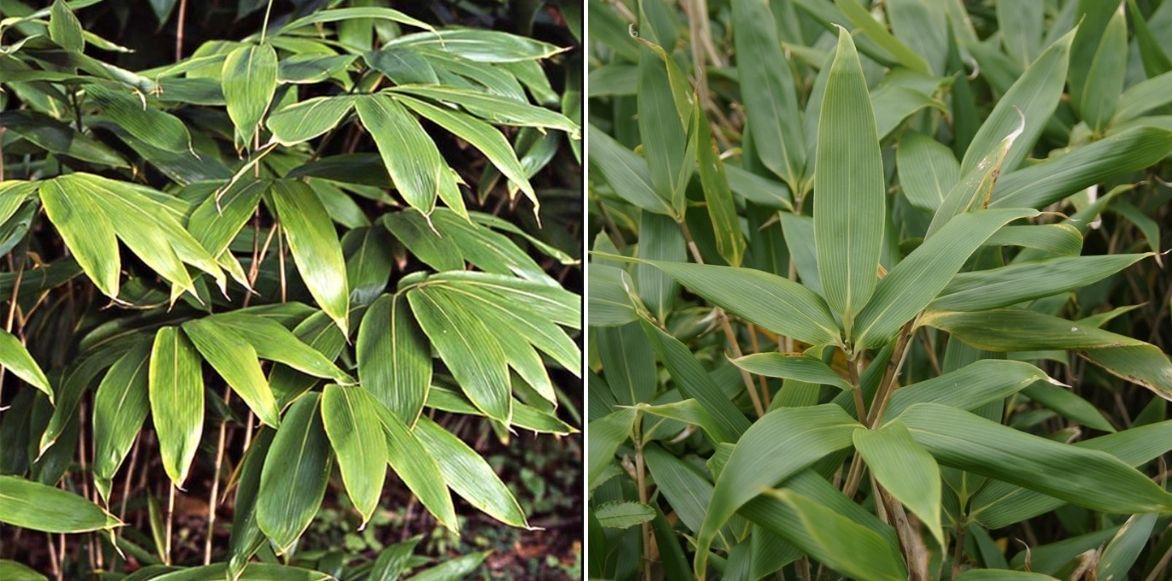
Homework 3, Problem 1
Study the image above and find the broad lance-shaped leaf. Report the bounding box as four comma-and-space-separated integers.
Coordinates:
93, 341, 151, 501
636, 42, 692, 216
613, 257, 840, 346
693, 404, 860, 575
151, 563, 331, 580
390, 85, 580, 137
814, 29, 885, 335
920, 309, 1145, 351
182, 318, 280, 428
897, 131, 960, 211
0, 475, 120, 533
895, 403, 1172, 514
640, 320, 752, 439
758, 488, 907, 581
586, 124, 674, 217
960, 28, 1074, 176
269, 180, 350, 334
587, 407, 636, 490
731, 353, 850, 391
414, 416, 528, 528
209, 312, 352, 384
357, 293, 431, 425
991, 126, 1172, 210
222, 42, 278, 144
0, 329, 52, 403
38, 180, 120, 297
1098, 512, 1158, 580
86, 83, 192, 154
267, 95, 357, 145
931, 253, 1151, 312
322, 385, 386, 526
257, 393, 331, 554
883, 359, 1055, 420
970, 420, 1172, 528
354, 93, 460, 217
48, 0, 83, 52
694, 101, 746, 266
228, 430, 273, 575
853, 208, 1037, 348
395, 94, 538, 212
1081, 344, 1172, 402
853, 421, 944, 546
368, 394, 458, 532
408, 286, 511, 424
1078, 2, 1126, 131
149, 327, 204, 487
594, 502, 656, 530
731, 0, 805, 190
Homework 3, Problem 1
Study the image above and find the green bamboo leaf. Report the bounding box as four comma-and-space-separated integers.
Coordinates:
931, 254, 1150, 312
48, 0, 84, 52
0, 559, 45, 581
151, 563, 332, 581
414, 416, 528, 528
586, 124, 676, 217
587, 407, 637, 490
643, 444, 720, 542
354, 93, 458, 217
1078, 3, 1127, 131
222, 42, 278, 144
996, 0, 1043, 66
986, 224, 1083, 256
1125, 0, 1172, 78
854, 208, 1038, 348
853, 421, 944, 546
368, 537, 421, 581
87, 84, 192, 153
38, 180, 120, 298
1081, 344, 1172, 402
390, 85, 579, 136
0, 111, 127, 168
694, 102, 746, 266
148, 327, 204, 487
425, 270, 578, 329
731, 353, 850, 391
228, 430, 273, 576
640, 320, 752, 439
961, 29, 1074, 176
732, 0, 806, 189
971, 420, 1172, 528
814, 29, 885, 334
620, 258, 840, 346
1100, 513, 1159, 579
92, 341, 151, 501
921, 309, 1145, 351
357, 294, 430, 425
0, 329, 52, 403
395, 93, 538, 211
390, 29, 563, 63
410, 552, 490, 581
269, 179, 350, 333
1023, 382, 1115, 432
694, 404, 860, 574
256, 393, 331, 555
275, 7, 432, 36
182, 318, 280, 428
897, 403, 1172, 514
883, 359, 1055, 420
408, 286, 511, 424
210, 312, 352, 384
321, 385, 387, 526
0, 475, 120, 533
635, 399, 736, 445
636, 44, 692, 216
836, 0, 930, 74
958, 571, 1057, 581
594, 502, 656, 529
368, 395, 458, 532
896, 132, 960, 211
267, 96, 356, 145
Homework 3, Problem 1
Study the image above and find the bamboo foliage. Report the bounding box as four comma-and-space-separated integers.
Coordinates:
0, 0, 581, 577
587, 0, 1172, 579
